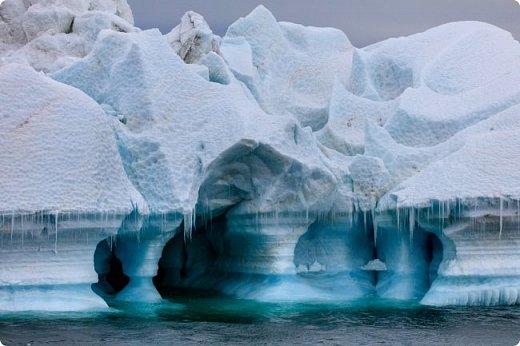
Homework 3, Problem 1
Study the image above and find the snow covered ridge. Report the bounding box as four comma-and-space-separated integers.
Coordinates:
1, 0, 520, 310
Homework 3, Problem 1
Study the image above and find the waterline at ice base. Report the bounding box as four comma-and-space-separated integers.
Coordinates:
0, 0, 520, 312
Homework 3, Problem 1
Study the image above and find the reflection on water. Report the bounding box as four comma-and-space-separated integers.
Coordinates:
0, 295, 519, 345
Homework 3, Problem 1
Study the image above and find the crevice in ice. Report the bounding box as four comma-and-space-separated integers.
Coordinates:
65, 17, 74, 34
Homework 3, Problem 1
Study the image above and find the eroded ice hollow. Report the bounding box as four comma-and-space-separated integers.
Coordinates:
1, 0, 520, 311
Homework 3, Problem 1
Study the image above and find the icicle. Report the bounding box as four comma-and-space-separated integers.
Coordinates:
137, 222, 141, 247
441, 201, 444, 228
396, 206, 400, 232
255, 210, 259, 233
10, 212, 14, 244
499, 197, 503, 239
409, 207, 415, 246
30, 213, 34, 240
517, 199, 519, 233
54, 212, 59, 254
184, 210, 193, 242
363, 210, 367, 234
209, 205, 213, 233
438, 202, 442, 230
305, 207, 309, 224
21, 214, 24, 248
372, 208, 378, 247
370, 206, 377, 246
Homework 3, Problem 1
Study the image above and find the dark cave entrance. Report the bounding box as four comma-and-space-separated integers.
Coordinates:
92, 237, 130, 299
426, 232, 444, 286
153, 214, 228, 297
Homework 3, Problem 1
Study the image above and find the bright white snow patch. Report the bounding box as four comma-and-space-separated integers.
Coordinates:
361, 259, 387, 271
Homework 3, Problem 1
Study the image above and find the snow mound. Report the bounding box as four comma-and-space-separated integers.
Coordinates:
391, 128, 520, 208
351, 22, 520, 147
0, 63, 145, 214
361, 259, 387, 271
371, 102, 520, 209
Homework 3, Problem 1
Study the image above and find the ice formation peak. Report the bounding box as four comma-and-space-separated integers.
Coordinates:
0, 1, 520, 310
166, 10, 220, 63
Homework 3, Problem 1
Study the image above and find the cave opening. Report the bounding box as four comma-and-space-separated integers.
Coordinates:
291, 214, 377, 300
426, 231, 444, 287
153, 214, 227, 298
291, 211, 446, 301
374, 218, 445, 301
92, 237, 130, 299
152, 209, 447, 302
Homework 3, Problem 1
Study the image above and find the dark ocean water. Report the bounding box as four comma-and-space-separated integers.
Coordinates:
0, 296, 519, 345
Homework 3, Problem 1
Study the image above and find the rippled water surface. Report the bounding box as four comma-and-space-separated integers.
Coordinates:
1, 296, 519, 345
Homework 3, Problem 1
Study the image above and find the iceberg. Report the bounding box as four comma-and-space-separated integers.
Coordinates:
0, 0, 519, 310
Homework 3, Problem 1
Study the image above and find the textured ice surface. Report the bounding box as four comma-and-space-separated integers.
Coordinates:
0, 63, 145, 214
221, 5, 353, 130
1, 0, 520, 310
53, 28, 336, 217
0, 0, 136, 72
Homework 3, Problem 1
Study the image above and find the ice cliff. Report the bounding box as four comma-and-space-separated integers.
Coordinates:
0, 0, 519, 311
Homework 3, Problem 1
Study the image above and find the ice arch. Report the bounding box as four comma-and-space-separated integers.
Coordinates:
293, 217, 375, 300
152, 140, 338, 301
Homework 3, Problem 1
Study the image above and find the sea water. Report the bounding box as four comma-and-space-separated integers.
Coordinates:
0, 295, 519, 345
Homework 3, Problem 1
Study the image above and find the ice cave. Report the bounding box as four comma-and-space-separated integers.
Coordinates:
0, 0, 520, 311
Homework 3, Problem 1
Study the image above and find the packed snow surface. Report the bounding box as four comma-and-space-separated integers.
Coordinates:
0, 0, 520, 309
0, 63, 145, 214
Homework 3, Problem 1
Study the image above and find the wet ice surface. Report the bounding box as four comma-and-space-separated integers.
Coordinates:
0, 297, 519, 345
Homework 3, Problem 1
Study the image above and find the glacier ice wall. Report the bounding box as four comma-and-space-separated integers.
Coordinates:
0, 0, 520, 310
